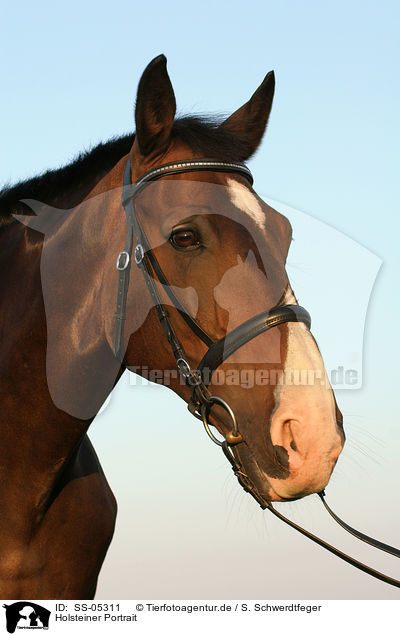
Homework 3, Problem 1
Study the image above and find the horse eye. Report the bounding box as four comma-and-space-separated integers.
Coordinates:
169, 229, 200, 249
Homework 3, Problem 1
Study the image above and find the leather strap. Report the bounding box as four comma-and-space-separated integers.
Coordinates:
198, 305, 311, 377
267, 500, 400, 588
319, 491, 400, 558
144, 247, 215, 347
113, 208, 134, 361
121, 158, 253, 205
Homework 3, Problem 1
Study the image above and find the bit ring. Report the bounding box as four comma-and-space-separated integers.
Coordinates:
201, 395, 243, 447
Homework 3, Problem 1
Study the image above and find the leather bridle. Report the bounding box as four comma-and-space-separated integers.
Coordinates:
114, 157, 399, 588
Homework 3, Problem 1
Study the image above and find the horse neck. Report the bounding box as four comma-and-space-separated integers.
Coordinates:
30, 155, 129, 421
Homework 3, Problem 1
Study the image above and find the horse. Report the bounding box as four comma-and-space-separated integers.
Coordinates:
5, 53, 393, 599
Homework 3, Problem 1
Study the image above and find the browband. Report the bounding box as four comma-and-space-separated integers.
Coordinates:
121, 158, 253, 206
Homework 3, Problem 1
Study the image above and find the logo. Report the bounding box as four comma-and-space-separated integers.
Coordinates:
2, 603, 50, 633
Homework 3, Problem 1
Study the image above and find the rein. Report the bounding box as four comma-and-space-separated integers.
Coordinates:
115, 157, 400, 588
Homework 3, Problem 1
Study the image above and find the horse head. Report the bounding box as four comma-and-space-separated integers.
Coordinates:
116, 55, 345, 505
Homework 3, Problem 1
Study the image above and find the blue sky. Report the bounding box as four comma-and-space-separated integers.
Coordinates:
1, 1, 399, 600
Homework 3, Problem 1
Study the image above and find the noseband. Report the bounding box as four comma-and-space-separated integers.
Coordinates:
115, 157, 399, 588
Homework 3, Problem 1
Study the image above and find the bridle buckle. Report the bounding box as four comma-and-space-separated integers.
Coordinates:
134, 244, 144, 265
116, 251, 130, 271
177, 358, 202, 387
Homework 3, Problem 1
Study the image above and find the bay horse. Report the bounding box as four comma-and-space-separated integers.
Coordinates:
0, 55, 395, 599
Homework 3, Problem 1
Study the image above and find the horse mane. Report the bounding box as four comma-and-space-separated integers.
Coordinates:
0, 135, 134, 228
0, 116, 251, 228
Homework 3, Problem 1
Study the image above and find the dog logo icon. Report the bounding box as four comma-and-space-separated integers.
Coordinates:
2, 602, 50, 633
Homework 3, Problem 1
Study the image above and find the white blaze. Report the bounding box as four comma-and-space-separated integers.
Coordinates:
227, 178, 266, 230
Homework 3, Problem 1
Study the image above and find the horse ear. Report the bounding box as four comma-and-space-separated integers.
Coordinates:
135, 54, 176, 157
219, 71, 275, 160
